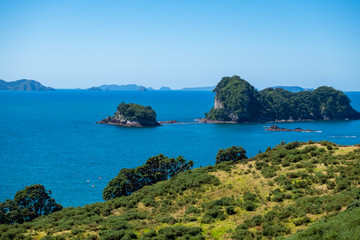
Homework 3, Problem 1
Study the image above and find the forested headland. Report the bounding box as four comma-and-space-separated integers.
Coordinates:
205, 75, 360, 123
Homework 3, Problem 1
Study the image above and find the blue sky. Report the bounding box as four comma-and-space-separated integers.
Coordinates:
0, 0, 359, 90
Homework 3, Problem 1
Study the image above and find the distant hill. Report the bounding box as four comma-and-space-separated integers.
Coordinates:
159, 87, 171, 91
180, 86, 215, 91
95, 84, 147, 91
0, 79, 55, 91
90, 84, 216, 91
272, 86, 313, 92
87, 87, 102, 91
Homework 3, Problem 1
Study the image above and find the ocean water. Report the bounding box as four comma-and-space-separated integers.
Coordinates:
1, 90, 360, 207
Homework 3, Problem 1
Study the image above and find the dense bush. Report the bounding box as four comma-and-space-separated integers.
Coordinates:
287, 207, 360, 239
156, 225, 204, 239
103, 154, 194, 200
0, 184, 62, 224
243, 192, 258, 211
215, 146, 247, 164
201, 207, 226, 223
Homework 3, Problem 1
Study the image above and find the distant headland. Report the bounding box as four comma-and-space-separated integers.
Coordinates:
203, 75, 360, 123
87, 84, 172, 91
0, 79, 55, 91
86, 84, 219, 91
97, 102, 160, 127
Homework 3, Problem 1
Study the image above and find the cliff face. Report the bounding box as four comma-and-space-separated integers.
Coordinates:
214, 97, 224, 109
205, 75, 360, 122
97, 102, 160, 127
0, 79, 55, 91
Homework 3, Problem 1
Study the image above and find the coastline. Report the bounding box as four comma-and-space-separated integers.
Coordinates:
197, 118, 316, 124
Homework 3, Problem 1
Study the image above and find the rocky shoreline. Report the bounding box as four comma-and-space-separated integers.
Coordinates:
96, 117, 160, 127
265, 125, 317, 132
197, 118, 237, 124
197, 118, 318, 124
158, 120, 177, 124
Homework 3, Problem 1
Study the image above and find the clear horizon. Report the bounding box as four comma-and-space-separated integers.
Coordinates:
0, 0, 359, 90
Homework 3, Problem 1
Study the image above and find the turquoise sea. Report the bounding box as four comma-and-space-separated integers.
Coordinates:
1, 90, 360, 207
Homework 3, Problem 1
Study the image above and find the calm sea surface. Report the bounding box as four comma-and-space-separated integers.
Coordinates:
1, 90, 360, 207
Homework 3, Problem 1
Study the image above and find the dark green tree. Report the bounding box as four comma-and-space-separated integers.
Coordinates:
103, 154, 194, 200
0, 199, 23, 224
215, 146, 247, 164
13, 184, 62, 221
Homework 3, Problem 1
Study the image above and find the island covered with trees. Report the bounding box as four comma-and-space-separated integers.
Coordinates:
97, 102, 160, 127
204, 75, 360, 123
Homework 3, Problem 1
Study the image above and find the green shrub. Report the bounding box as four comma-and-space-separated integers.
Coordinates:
186, 206, 201, 215
201, 207, 226, 223
233, 229, 254, 240
225, 206, 236, 215
157, 225, 204, 239
215, 146, 247, 164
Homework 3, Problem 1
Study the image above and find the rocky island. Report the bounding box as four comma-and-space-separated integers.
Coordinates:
97, 102, 160, 127
204, 75, 360, 123
265, 125, 317, 132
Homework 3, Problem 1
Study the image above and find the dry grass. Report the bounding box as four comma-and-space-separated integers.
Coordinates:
333, 146, 359, 156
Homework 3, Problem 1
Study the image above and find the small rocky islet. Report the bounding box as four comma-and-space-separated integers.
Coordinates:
265, 125, 317, 132
97, 102, 161, 127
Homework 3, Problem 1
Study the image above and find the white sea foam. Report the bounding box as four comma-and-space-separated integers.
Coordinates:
330, 136, 357, 138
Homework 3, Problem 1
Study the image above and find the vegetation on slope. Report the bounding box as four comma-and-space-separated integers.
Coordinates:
286, 204, 360, 240
0, 184, 62, 225
1, 141, 360, 239
205, 75, 360, 122
103, 154, 194, 200
215, 146, 247, 164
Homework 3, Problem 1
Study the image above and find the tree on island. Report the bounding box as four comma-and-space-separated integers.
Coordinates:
215, 146, 248, 164
103, 154, 194, 200
0, 184, 62, 224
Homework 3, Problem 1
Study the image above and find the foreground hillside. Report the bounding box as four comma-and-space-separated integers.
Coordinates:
1, 141, 360, 239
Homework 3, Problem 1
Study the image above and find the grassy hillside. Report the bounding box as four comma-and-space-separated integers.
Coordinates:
1, 141, 360, 239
